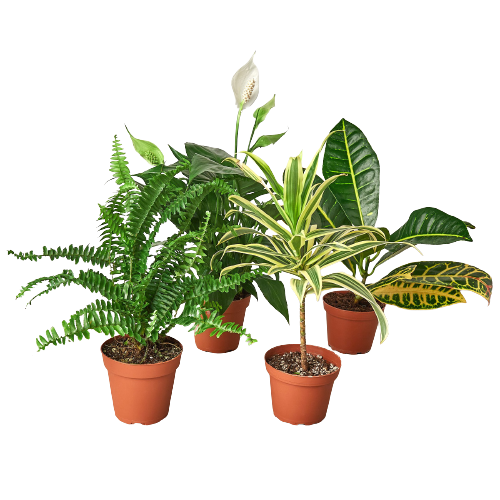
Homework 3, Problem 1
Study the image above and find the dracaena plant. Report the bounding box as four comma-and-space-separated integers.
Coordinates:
214, 133, 409, 371
8, 136, 260, 353
318, 119, 493, 308
123, 54, 290, 320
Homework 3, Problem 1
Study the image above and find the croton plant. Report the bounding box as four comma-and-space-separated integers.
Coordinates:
317, 119, 493, 309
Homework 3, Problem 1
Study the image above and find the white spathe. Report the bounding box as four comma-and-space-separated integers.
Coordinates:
231, 52, 260, 109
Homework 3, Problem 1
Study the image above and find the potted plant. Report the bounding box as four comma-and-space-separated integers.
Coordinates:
8, 136, 260, 424
317, 118, 493, 354
215, 133, 402, 424
126, 53, 290, 353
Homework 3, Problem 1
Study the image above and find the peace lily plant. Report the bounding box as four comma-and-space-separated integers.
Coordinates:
318, 119, 493, 309
215, 132, 414, 371
121, 52, 289, 322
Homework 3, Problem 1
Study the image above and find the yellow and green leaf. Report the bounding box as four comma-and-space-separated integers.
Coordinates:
369, 261, 493, 309
374, 282, 466, 309
228, 196, 292, 240
299, 265, 323, 300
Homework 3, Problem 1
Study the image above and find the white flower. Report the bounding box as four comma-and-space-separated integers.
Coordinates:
231, 52, 260, 109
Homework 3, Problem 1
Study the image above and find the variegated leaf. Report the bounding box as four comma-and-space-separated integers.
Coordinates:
295, 174, 346, 233
222, 243, 293, 268
290, 278, 308, 302
228, 195, 291, 240
283, 154, 303, 227
372, 261, 493, 307
369, 281, 466, 309
301, 130, 344, 205
299, 265, 322, 300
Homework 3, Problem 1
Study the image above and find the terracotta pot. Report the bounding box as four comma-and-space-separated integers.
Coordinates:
265, 344, 341, 425
323, 290, 386, 355
101, 336, 182, 425
195, 295, 251, 353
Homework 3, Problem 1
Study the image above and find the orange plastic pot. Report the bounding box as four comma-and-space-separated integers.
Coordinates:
195, 295, 251, 353
265, 344, 341, 425
323, 290, 386, 355
101, 337, 182, 425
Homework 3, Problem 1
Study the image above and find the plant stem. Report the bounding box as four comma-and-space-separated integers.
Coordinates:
300, 296, 308, 371
234, 101, 244, 159
243, 119, 258, 164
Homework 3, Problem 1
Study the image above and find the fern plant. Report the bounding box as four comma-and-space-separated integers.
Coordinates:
9, 136, 261, 354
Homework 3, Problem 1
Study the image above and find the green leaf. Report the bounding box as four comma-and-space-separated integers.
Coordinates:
390, 207, 473, 245
243, 151, 283, 197
189, 154, 246, 183
313, 175, 351, 228
283, 154, 303, 227
371, 280, 466, 309
125, 125, 164, 165
253, 95, 276, 128
208, 288, 236, 315
322, 119, 380, 226
249, 132, 287, 152
369, 261, 493, 309
255, 276, 289, 322
376, 207, 474, 268
299, 265, 322, 300
184, 143, 230, 163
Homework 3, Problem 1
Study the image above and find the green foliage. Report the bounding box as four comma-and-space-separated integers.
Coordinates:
133, 131, 290, 322
10, 137, 260, 351
320, 119, 493, 309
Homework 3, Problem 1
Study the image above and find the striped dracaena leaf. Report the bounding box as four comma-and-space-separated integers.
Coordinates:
290, 278, 309, 302
298, 265, 323, 300
369, 261, 493, 309
221, 244, 294, 269
322, 119, 380, 227
283, 154, 304, 227
225, 157, 292, 226
242, 151, 283, 197
295, 174, 346, 233
301, 130, 343, 205
217, 227, 278, 249
316, 239, 396, 269
228, 195, 292, 240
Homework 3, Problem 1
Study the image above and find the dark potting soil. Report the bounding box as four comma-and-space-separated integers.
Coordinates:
267, 351, 339, 377
324, 291, 384, 312
102, 335, 182, 365
234, 290, 251, 300
102, 290, 250, 364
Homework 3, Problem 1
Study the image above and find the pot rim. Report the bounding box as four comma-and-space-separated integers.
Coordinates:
264, 343, 341, 382
101, 334, 183, 367
323, 289, 386, 315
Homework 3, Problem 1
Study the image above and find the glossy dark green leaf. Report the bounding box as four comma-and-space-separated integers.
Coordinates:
189, 154, 246, 182
322, 118, 380, 226
377, 207, 474, 268
390, 207, 473, 245
254, 276, 289, 322
133, 162, 183, 183
185, 143, 230, 163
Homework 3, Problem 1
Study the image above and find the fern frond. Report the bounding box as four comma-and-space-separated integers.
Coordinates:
17, 270, 76, 304
187, 313, 257, 345
36, 300, 142, 351
7, 245, 110, 267
110, 135, 136, 193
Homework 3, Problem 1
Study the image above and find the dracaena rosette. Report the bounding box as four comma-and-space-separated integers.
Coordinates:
212, 132, 420, 341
